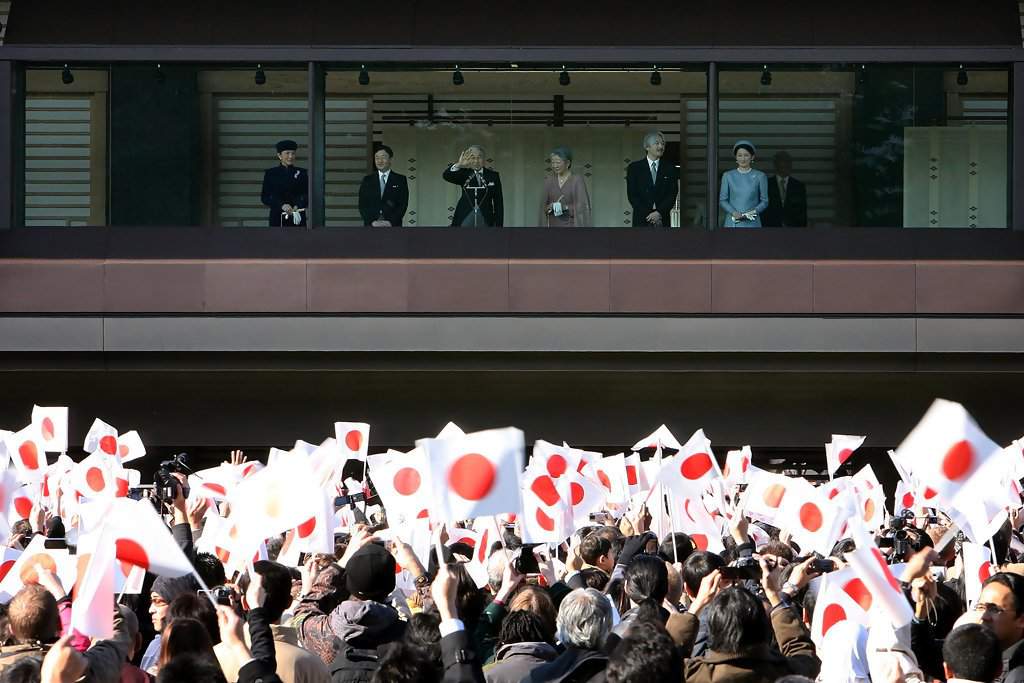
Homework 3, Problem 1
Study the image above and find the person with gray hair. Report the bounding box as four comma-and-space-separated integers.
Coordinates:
522, 588, 610, 682
540, 146, 592, 227
443, 144, 504, 227
625, 130, 679, 227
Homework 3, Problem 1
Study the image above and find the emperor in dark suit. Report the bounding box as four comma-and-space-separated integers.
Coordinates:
442, 145, 504, 227
358, 145, 409, 226
260, 139, 308, 227
626, 130, 679, 227
763, 151, 808, 227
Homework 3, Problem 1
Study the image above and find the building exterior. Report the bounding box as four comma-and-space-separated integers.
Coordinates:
0, 1, 1023, 473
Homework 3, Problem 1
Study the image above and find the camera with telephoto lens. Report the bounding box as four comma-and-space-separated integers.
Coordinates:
877, 508, 917, 560
155, 452, 190, 504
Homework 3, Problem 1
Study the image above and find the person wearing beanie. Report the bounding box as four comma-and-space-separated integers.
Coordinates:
292, 529, 407, 682
139, 574, 201, 672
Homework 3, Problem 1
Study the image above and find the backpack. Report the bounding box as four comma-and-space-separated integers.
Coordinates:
328, 645, 381, 683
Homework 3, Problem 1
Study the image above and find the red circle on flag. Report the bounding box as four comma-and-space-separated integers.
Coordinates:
118, 444, 129, 458
942, 440, 975, 481
345, 430, 363, 453
838, 448, 854, 465
691, 534, 709, 550
14, 496, 32, 520
546, 455, 567, 478
741, 457, 750, 472
870, 547, 902, 591
901, 492, 915, 509
0, 559, 15, 582
625, 465, 638, 486
531, 476, 560, 507
204, 483, 226, 497
18, 441, 38, 470
762, 484, 786, 508
99, 436, 117, 456
822, 603, 847, 638
41, 417, 55, 442
393, 467, 421, 496
570, 483, 584, 506
827, 488, 840, 500
597, 471, 612, 491
799, 503, 823, 532
449, 453, 495, 501
115, 538, 151, 570
842, 578, 872, 611
297, 517, 316, 539
416, 509, 429, 519
923, 486, 938, 500
683, 499, 696, 523
979, 563, 994, 583
85, 467, 105, 492
536, 507, 555, 531
116, 478, 129, 498
680, 453, 713, 480
863, 499, 876, 522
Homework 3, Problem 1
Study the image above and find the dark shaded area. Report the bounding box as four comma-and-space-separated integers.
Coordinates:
6, 0, 1019, 47
109, 66, 200, 226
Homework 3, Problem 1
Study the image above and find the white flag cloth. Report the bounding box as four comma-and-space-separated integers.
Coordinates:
825, 434, 866, 479
963, 542, 996, 608
83, 419, 120, 457
5, 424, 47, 482
70, 451, 123, 499
673, 491, 724, 553
436, 422, 466, 440
419, 427, 524, 523
723, 446, 753, 489
31, 406, 68, 454
846, 541, 914, 628
115, 430, 146, 464
741, 471, 796, 525
0, 535, 76, 601
105, 499, 194, 577
531, 440, 581, 479
367, 448, 430, 526
632, 424, 683, 452
593, 454, 629, 506
624, 453, 650, 496
290, 486, 336, 555
188, 464, 243, 501
655, 429, 721, 497
228, 459, 322, 550
810, 567, 873, 648
850, 465, 886, 531
70, 529, 116, 639
521, 464, 574, 544
893, 399, 1001, 503
781, 481, 844, 556
334, 422, 370, 462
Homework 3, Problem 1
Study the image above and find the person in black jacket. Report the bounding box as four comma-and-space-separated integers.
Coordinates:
443, 145, 503, 227
358, 145, 409, 227
625, 131, 679, 227
763, 151, 808, 227
261, 140, 308, 227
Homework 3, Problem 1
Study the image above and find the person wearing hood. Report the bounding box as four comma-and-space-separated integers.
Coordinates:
292, 529, 407, 682
139, 573, 201, 673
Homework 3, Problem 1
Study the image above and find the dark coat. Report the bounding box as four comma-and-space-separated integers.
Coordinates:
485, 642, 557, 683
625, 157, 679, 227
762, 175, 808, 227
358, 170, 409, 226
520, 646, 606, 683
261, 164, 308, 227
443, 165, 504, 227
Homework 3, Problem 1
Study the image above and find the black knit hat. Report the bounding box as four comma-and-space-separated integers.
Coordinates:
345, 544, 396, 601
276, 139, 298, 153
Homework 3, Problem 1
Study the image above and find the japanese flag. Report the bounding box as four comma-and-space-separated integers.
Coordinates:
963, 542, 997, 608
436, 422, 466, 440
810, 567, 872, 649
334, 422, 370, 462
71, 451, 123, 499
368, 448, 430, 526
419, 427, 524, 524
781, 481, 844, 556
564, 469, 607, 526
0, 534, 77, 601
846, 540, 914, 628
655, 429, 721, 497
741, 471, 796, 525
105, 498, 196, 578
632, 424, 683, 451
593, 454, 629, 506
228, 459, 322, 548
851, 465, 886, 530
893, 480, 918, 517
290, 486, 336, 555
532, 440, 581, 480
5, 424, 47, 481
826, 434, 865, 479
723, 446, 754, 488
115, 430, 146, 464
522, 465, 573, 544
188, 464, 242, 501
9, 485, 36, 523
83, 419, 119, 458
31, 406, 68, 454
70, 529, 116, 639
674, 493, 725, 553
893, 399, 1001, 504
0, 548, 22, 583
624, 452, 650, 496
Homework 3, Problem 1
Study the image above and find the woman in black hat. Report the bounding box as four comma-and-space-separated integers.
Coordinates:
260, 139, 308, 227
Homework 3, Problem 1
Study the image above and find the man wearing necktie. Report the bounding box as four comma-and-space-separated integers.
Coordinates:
358, 145, 409, 227
442, 144, 504, 227
626, 130, 679, 227
763, 151, 808, 227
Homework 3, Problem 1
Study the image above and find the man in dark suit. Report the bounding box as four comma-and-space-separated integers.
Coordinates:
358, 145, 409, 226
442, 144, 503, 227
763, 151, 808, 227
626, 131, 679, 227
260, 139, 308, 227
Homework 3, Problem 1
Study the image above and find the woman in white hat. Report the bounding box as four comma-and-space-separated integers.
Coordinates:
719, 140, 769, 227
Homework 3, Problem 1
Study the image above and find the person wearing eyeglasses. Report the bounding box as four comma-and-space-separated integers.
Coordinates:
976, 573, 1024, 682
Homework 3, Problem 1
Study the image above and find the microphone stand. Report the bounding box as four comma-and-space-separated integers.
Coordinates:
464, 169, 487, 227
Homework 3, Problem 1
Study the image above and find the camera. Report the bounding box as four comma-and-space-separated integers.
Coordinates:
878, 509, 918, 560
155, 453, 190, 503
513, 544, 540, 575
334, 492, 367, 509
720, 557, 762, 581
